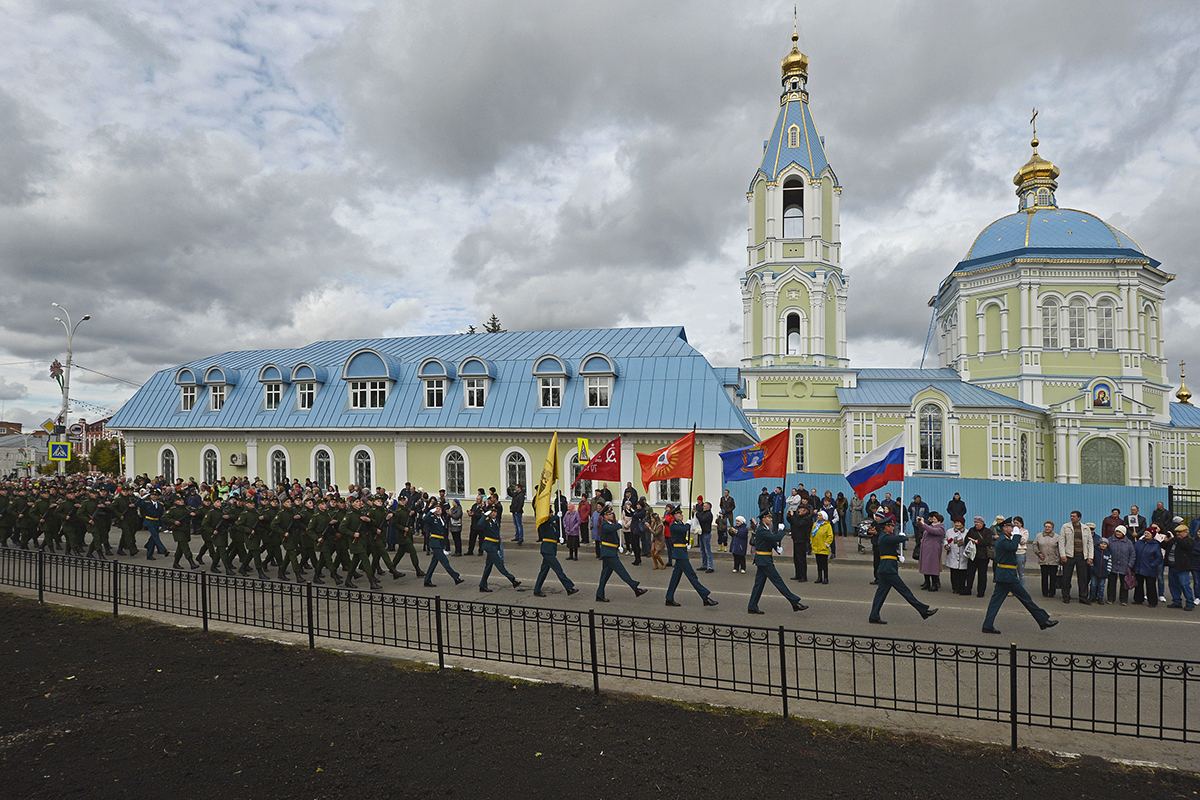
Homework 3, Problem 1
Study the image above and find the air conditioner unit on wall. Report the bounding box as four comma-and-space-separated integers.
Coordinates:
230, 453, 248, 466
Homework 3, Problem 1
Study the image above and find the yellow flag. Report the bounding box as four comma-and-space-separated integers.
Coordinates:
534, 431, 559, 528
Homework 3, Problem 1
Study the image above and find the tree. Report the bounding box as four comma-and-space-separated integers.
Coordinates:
483, 314, 506, 333
464, 325, 478, 334
89, 439, 124, 475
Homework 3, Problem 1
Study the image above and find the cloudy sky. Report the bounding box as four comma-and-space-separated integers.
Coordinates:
1, 0, 1198, 429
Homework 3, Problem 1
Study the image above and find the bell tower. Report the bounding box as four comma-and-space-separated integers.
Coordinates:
740, 29, 847, 369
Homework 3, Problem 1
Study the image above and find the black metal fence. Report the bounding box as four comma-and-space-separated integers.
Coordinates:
1, 548, 1196, 749
1168, 485, 1200, 525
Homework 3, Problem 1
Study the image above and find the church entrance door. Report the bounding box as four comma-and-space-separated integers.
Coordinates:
1080, 437, 1125, 485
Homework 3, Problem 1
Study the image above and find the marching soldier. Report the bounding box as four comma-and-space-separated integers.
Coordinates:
84, 495, 113, 559
113, 489, 142, 555
747, 512, 808, 615
341, 497, 380, 590
390, 496, 424, 579
234, 497, 267, 578
162, 495, 199, 570
868, 511, 937, 625
982, 518, 1058, 634
596, 507, 647, 602
309, 498, 342, 585
479, 507, 520, 592
665, 506, 718, 608
366, 495, 404, 581
276, 498, 308, 582
532, 513, 577, 598
422, 504, 463, 588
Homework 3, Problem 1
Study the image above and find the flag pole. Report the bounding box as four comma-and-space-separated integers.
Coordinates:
686, 423, 696, 519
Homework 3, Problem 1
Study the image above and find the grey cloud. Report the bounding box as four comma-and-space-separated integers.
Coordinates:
40, 0, 180, 73
0, 90, 55, 205
0, 377, 29, 400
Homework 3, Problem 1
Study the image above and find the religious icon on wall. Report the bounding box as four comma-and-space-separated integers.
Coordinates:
1093, 383, 1111, 408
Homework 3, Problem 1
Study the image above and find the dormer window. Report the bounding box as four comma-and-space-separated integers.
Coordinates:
465, 378, 486, 408
291, 363, 326, 411
579, 353, 616, 410
210, 384, 226, 411
203, 366, 237, 413
540, 377, 562, 408
532, 354, 569, 410
425, 379, 445, 408
351, 380, 388, 409
176, 367, 199, 412
264, 383, 282, 410
297, 383, 315, 410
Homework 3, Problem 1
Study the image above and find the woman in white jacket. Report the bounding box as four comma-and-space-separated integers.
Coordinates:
943, 519, 970, 595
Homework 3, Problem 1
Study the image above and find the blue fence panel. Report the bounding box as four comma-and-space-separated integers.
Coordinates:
723, 472, 1167, 529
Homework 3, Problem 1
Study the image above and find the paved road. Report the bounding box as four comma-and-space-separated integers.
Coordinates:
42, 535, 1197, 663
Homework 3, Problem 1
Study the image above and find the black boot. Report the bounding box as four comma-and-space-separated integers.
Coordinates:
415, 568, 426, 578
188, 559, 198, 569
172, 559, 182, 570
277, 568, 288, 581
313, 573, 325, 585
343, 576, 356, 588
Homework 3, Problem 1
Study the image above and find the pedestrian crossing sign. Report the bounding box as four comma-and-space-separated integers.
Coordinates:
49, 442, 71, 461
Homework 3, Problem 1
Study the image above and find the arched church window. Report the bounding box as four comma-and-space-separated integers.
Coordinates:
786, 313, 803, 355
1020, 433, 1029, 482
1067, 299, 1087, 349
1036, 188, 1050, 206
788, 125, 800, 149
918, 403, 943, 471
1041, 299, 1059, 348
782, 177, 804, 238
1096, 300, 1115, 349
1025, 191, 1035, 209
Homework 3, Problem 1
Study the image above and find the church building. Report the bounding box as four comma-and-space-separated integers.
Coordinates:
738, 32, 1196, 487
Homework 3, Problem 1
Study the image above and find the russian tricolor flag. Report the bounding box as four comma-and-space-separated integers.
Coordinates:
844, 432, 905, 500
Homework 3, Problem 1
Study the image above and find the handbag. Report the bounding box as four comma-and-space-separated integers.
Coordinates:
964, 540, 977, 561
1123, 567, 1136, 591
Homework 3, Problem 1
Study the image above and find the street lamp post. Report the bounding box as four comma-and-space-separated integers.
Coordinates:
51, 303, 90, 476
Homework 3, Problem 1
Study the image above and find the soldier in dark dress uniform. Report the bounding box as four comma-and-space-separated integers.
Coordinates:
868, 512, 937, 624
665, 507, 718, 608
595, 508, 647, 602
747, 512, 808, 614
341, 497, 381, 590
532, 515, 577, 597
422, 505, 464, 587
982, 518, 1058, 634
479, 508, 520, 592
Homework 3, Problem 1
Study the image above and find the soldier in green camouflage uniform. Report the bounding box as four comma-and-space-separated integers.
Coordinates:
162, 495, 199, 569
341, 497, 381, 590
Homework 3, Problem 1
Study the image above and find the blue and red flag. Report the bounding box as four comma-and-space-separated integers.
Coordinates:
844, 432, 905, 499
720, 427, 790, 483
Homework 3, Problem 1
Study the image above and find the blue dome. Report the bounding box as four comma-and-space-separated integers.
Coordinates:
965, 208, 1141, 261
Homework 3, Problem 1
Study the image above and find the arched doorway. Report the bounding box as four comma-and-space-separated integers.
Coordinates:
1080, 437, 1125, 485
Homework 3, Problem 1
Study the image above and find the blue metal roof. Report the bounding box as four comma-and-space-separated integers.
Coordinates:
838, 377, 1042, 412
855, 368, 961, 381
751, 96, 837, 187
1169, 402, 1200, 428
965, 208, 1141, 262
108, 326, 758, 439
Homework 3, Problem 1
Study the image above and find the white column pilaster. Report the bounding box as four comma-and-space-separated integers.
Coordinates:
393, 436, 408, 493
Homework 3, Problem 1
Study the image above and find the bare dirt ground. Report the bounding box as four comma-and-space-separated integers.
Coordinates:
1, 593, 1197, 800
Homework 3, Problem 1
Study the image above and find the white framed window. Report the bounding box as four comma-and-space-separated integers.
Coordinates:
505, 452, 527, 495
852, 412, 875, 460
181, 385, 196, 411
445, 450, 465, 496
264, 383, 282, 410
1097, 301, 1115, 349
354, 450, 372, 488
1068, 299, 1087, 349
203, 448, 218, 485
989, 414, 1016, 480
425, 379, 445, 409
586, 376, 610, 408
270, 449, 288, 488
540, 377, 562, 408
314, 448, 332, 489
351, 380, 388, 409
794, 432, 805, 472
465, 378, 486, 408
209, 385, 226, 412
570, 453, 592, 499
297, 382, 315, 410
656, 478, 681, 504
918, 403, 943, 471
161, 448, 176, 483
1041, 300, 1059, 348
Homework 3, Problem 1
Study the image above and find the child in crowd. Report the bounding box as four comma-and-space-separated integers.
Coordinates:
1090, 537, 1114, 605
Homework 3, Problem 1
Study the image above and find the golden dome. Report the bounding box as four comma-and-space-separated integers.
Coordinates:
1013, 137, 1060, 189
781, 32, 808, 79
1178, 360, 1193, 405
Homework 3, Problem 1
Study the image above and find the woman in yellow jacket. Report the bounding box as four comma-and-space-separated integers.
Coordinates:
811, 510, 834, 584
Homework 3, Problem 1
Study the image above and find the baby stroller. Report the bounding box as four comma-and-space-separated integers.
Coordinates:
856, 521, 874, 554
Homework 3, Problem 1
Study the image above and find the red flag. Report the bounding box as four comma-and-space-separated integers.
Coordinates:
637, 431, 695, 492
572, 436, 621, 488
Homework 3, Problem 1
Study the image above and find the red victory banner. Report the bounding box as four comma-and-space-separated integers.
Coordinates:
637, 430, 695, 492
572, 436, 621, 488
